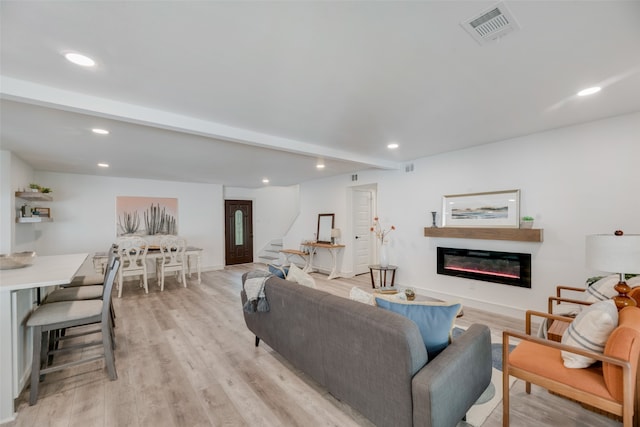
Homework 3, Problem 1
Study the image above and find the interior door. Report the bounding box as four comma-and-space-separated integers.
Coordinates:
352, 189, 373, 275
225, 200, 253, 265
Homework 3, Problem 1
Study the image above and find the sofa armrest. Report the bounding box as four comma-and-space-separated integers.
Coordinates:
411, 324, 492, 427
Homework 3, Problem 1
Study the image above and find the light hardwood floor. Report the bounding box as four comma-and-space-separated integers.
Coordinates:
6, 264, 621, 427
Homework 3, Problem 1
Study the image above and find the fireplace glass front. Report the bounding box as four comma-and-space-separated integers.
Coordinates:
437, 247, 531, 288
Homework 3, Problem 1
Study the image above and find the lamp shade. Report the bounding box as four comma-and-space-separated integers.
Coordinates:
586, 234, 640, 274
331, 228, 341, 238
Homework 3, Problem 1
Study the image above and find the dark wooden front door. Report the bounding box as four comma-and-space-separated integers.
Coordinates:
225, 200, 253, 265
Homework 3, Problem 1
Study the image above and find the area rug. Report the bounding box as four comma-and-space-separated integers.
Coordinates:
453, 326, 517, 427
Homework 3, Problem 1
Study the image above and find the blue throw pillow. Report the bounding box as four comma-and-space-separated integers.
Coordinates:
375, 297, 462, 359
268, 264, 288, 279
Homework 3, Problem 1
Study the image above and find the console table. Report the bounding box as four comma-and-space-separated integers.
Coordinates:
279, 249, 311, 272
302, 242, 345, 280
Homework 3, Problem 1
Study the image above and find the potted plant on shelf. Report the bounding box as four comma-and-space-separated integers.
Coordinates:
520, 216, 535, 229
29, 183, 41, 192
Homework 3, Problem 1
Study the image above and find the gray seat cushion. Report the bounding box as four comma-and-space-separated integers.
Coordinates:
27, 300, 103, 327
65, 274, 104, 287
45, 285, 103, 303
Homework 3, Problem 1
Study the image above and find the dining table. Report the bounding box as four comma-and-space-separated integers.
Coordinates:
0, 253, 88, 423
92, 246, 203, 283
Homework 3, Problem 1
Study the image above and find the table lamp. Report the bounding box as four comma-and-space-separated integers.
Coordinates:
586, 232, 640, 309
331, 228, 341, 245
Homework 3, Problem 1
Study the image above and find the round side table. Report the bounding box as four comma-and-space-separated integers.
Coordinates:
368, 265, 397, 289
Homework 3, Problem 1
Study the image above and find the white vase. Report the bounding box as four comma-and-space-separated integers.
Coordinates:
379, 242, 389, 268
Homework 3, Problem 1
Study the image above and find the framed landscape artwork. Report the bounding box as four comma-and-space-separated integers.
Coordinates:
116, 196, 178, 236
442, 189, 520, 228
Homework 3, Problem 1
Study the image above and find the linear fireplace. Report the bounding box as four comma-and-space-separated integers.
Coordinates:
437, 247, 531, 288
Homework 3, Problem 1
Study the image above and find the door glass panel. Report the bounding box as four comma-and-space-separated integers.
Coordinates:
234, 209, 244, 245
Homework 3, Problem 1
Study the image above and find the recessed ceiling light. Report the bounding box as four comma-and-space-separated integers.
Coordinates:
92, 128, 109, 135
97, 163, 109, 168
64, 52, 96, 67
387, 143, 399, 149
577, 86, 601, 97
262, 178, 269, 184
316, 164, 325, 169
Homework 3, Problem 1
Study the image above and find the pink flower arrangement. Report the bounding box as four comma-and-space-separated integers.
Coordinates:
370, 217, 395, 243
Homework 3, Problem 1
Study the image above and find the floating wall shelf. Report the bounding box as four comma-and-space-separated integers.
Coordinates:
424, 227, 543, 242
15, 191, 53, 202
16, 217, 53, 223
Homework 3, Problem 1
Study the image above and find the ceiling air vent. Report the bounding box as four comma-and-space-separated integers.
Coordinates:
461, 1, 521, 45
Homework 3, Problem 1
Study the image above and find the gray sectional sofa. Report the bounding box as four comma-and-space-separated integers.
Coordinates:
241, 274, 492, 427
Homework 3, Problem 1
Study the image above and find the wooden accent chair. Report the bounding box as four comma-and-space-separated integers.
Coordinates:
503, 307, 640, 427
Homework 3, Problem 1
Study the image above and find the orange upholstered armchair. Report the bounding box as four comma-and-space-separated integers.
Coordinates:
503, 307, 640, 427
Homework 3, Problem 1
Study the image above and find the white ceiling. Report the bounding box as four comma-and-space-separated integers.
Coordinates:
1, 1, 639, 188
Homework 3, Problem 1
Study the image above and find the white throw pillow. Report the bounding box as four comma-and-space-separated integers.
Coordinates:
561, 299, 618, 368
349, 287, 374, 305
584, 274, 621, 303
286, 263, 316, 288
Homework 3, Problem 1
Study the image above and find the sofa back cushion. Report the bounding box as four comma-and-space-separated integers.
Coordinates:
603, 306, 640, 402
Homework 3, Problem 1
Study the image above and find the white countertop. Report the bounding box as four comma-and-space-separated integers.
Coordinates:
0, 253, 89, 292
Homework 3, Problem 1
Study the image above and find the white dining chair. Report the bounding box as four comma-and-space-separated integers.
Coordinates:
116, 236, 149, 297
157, 236, 187, 291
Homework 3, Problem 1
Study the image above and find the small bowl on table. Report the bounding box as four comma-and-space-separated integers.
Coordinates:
403, 287, 416, 301
0, 251, 37, 270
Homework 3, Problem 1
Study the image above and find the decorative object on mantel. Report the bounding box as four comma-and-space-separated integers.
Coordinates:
442, 189, 520, 228
430, 211, 438, 228
586, 231, 640, 309
520, 216, 534, 228
371, 217, 395, 267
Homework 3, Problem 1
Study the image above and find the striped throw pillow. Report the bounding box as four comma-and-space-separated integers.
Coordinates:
561, 299, 618, 368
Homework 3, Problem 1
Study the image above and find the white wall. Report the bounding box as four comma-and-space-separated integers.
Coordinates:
30, 172, 225, 270
285, 112, 640, 317
224, 185, 299, 260
0, 151, 37, 253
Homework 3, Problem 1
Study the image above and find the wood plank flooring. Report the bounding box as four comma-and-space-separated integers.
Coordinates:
5, 264, 621, 427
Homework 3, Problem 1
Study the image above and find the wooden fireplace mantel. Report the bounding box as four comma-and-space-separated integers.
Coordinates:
424, 227, 543, 242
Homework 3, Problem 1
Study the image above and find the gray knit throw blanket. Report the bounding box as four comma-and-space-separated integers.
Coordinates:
243, 270, 273, 313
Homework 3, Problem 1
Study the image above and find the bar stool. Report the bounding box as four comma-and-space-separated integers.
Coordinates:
26, 258, 120, 405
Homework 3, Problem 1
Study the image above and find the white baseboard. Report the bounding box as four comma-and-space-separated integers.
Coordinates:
419, 288, 525, 320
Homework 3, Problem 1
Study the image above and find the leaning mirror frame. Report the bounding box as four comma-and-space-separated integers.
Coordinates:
316, 213, 335, 244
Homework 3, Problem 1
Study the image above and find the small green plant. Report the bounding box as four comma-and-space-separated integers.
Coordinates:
29, 183, 40, 190
40, 187, 52, 193
521, 216, 534, 221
